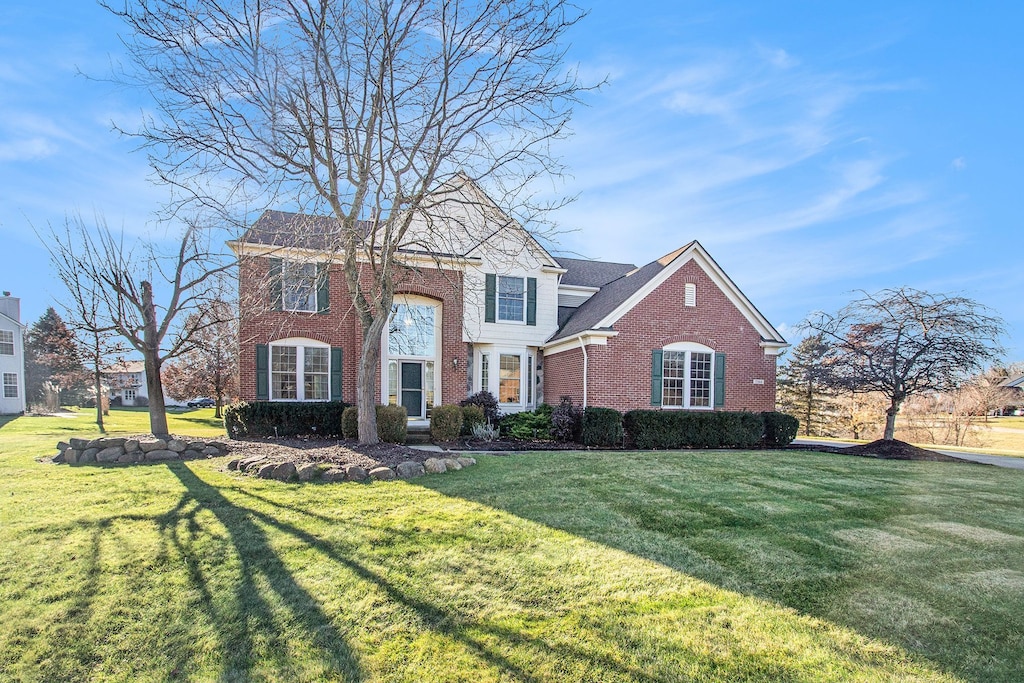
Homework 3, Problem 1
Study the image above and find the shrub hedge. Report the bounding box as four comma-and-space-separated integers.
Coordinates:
581, 407, 624, 447
430, 405, 463, 442
500, 408, 552, 440
622, 409, 799, 449
762, 411, 799, 448
224, 400, 349, 438
460, 404, 486, 435
460, 391, 500, 425
339, 404, 410, 443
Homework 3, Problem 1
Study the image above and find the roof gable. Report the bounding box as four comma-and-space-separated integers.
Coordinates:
549, 241, 786, 346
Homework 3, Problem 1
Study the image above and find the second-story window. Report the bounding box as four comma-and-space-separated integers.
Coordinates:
0, 330, 13, 355
283, 261, 317, 312
497, 276, 525, 322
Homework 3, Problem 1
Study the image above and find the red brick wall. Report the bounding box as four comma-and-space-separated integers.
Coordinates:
543, 259, 778, 413
238, 255, 466, 404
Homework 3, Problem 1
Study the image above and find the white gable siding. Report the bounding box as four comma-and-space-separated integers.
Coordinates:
0, 314, 26, 414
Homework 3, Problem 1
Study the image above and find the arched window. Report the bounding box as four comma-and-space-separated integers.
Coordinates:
269, 338, 331, 401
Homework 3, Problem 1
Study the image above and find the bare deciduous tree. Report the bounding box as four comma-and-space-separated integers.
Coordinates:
107, 0, 590, 443
163, 301, 239, 418
803, 287, 1005, 441
45, 215, 233, 436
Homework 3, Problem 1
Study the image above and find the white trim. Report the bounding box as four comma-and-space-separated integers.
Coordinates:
660, 347, 715, 411
760, 340, 788, 356
228, 240, 483, 269
542, 330, 618, 356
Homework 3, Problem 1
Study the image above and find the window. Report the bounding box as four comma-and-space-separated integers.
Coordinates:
0, 330, 13, 355
388, 304, 435, 356
526, 353, 534, 405
3, 373, 17, 399
479, 353, 489, 393
660, 346, 715, 409
283, 261, 318, 312
124, 389, 136, 402
270, 343, 329, 400
497, 276, 525, 322
499, 354, 521, 403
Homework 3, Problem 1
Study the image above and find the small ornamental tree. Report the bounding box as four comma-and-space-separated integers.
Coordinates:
804, 288, 1005, 441
162, 302, 239, 418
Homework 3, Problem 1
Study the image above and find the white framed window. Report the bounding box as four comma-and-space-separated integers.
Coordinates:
282, 261, 318, 312
381, 295, 441, 419
497, 276, 525, 322
269, 339, 330, 400
662, 343, 714, 409
526, 353, 534, 405
3, 373, 17, 398
499, 354, 521, 404
123, 389, 136, 402
479, 353, 489, 393
0, 330, 13, 355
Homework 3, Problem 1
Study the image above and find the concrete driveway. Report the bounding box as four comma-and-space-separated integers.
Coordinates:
792, 438, 1024, 471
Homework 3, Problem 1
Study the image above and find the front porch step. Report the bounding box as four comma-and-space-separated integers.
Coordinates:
407, 426, 432, 445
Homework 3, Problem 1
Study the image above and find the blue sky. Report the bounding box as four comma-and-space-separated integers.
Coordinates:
1, 1, 1021, 361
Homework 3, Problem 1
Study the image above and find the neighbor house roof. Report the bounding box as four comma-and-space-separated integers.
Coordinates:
1000, 374, 1024, 389
103, 361, 145, 374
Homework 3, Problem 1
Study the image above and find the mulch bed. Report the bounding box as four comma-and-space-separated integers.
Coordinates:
227, 437, 430, 471
789, 438, 966, 462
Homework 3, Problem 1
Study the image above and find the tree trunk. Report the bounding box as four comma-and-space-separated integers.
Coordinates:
356, 315, 388, 444
141, 281, 169, 437
883, 399, 901, 440
92, 339, 105, 433
213, 366, 223, 419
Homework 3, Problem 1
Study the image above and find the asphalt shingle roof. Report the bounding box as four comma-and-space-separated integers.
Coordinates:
555, 257, 637, 288
551, 259, 666, 342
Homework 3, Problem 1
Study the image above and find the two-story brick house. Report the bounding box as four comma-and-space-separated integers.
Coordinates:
231, 176, 787, 423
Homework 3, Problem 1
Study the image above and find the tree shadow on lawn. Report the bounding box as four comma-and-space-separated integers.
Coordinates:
414, 450, 1024, 682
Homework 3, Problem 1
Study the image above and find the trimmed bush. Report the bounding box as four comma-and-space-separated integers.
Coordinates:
431, 404, 463, 442
623, 409, 766, 449
460, 391, 500, 426
342, 406, 359, 439
551, 396, 582, 443
762, 411, 799, 448
581, 407, 623, 448
376, 404, 408, 444
223, 400, 350, 438
461, 404, 486, 435
500, 409, 552, 440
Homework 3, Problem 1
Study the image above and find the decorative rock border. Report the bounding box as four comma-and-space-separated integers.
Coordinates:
53, 436, 230, 465
226, 454, 477, 483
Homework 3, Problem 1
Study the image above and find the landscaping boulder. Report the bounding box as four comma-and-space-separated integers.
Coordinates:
396, 461, 425, 479
57, 441, 71, 452
369, 466, 396, 481
296, 463, 319, 482
322, 468, 347, 483
442, 458, 462, 471
182, 450, 202, 460
139, 439, 167, 453
69, 437, 90, 450
226, 458, 242, 471
52, 450, 65, 464
63, 448, 80, 465
80, 448, 99, 463
424, 458, 447, 474
202, 447, 221, 456
272, 462, 297, 481
257, 463, 278, 479
345, 465, 369, 481
145, 449, 178, 462
456, 457, 477, 468
167, 439, 188, 453
125, 439, 141, 453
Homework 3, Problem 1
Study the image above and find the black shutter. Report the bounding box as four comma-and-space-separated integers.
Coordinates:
256, 344, 269, 400
268, 258, 283, 311
526, 277, 537, 326
714, 353, 726, 408
485, 273, 496, 323
651, 349, 663, 406
316, 263, 330, 314
330, 347, 343, 400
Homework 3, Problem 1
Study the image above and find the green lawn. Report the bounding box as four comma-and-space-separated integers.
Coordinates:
2, 412, 1023, 681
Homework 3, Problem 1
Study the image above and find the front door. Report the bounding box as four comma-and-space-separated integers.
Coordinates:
400, 361, 424, 418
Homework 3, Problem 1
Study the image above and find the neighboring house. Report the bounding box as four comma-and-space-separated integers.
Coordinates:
0, 292, 26, 415
103, 361, 185, 408
231, 176, 788, 423
998, 375, 1024, 416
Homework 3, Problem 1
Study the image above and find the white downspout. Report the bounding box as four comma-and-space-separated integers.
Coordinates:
577, 335, 588, 408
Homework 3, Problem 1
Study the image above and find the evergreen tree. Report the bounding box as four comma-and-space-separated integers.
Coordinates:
24, 307, 88, 409
777, 334, 835, 436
